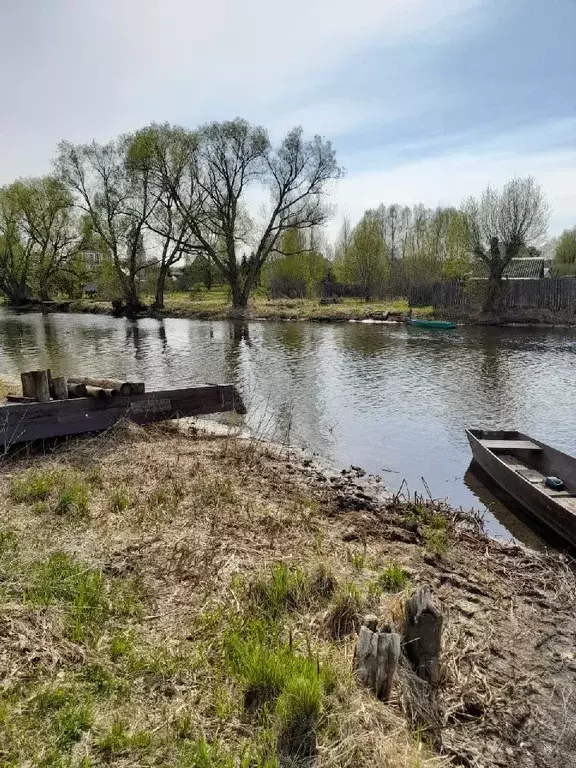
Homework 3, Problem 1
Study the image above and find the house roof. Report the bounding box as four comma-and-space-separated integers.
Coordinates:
470, 257, 550, 279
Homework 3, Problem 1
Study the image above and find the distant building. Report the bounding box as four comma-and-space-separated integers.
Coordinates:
470, 256, 553, 280
83, 281, 98, 297
80, 250, 104, 265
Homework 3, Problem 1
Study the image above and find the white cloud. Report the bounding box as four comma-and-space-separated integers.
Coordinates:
333, 143, 576, 237
0, 0, 482, 180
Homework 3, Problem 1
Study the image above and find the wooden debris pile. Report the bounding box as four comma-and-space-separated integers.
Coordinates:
9, 370, 145, 403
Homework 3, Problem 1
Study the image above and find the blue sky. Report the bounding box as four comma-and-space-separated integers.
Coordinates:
0, 0, 574, 237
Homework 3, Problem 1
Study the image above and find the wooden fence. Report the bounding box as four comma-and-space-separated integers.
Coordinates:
409, 279, 576, 312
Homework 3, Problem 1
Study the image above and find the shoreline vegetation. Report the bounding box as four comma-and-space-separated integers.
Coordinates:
5, 292, 576, 326
0, 419, 574, 766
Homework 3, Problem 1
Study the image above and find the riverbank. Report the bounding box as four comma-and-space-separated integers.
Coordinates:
0, 422, 574, 766
66, 294, 430, 323
15, 292, 576, 327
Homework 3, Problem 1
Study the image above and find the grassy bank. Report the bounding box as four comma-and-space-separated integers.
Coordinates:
69, 292, 434, 323
0, 422, 574, 766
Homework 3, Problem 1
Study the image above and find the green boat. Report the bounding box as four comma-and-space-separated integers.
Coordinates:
407, 318, 457, 330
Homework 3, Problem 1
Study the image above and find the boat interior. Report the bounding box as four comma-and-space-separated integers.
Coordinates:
469, 429, 576, 515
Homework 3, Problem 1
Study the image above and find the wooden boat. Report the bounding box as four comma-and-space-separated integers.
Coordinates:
0, 384, 246, 449
407, 318, 456, 330
466, 429, 576, 546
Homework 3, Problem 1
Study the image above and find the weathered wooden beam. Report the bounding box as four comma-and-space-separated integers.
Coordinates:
403, 585, 443, 687
0, 385, 246, 448
354, 615, 401, 701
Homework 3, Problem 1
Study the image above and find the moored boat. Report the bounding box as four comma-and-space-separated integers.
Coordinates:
466, 428, 576, 547
406, 318, 456, 330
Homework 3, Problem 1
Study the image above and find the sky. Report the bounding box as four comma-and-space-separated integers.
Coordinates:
0, 0, 575, 239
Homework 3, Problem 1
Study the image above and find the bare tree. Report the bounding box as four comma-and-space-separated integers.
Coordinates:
150, 119, 342, 312
464, 177, 549, 311
56, 134, 161, 311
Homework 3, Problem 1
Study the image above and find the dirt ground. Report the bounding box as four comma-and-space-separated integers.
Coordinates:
0, 422, 574, 767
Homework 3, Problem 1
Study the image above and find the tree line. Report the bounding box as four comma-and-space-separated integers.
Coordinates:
1, 115, 572, 314
0, 119, 341, 312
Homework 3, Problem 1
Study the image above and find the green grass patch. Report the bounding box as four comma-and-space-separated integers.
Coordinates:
346, 547, 367, 572
10, 469, 58, 503
96, 718, 151, 759
375, 562, 410, 593
423, 527, 448, 556
223, 619, 333, 761
11, 468, 90, 517
406, 503, 450, 556
23, 552, 142, 643
108, 487, 131, 513
324, 582, 363, 639
247, 562, 336, 618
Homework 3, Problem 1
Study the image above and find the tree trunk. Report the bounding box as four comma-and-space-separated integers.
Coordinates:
230, 275, 248, 309
483, 271, 505, 314
153, 264, 168, 310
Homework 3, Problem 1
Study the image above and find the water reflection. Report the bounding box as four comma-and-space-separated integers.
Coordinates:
1, 309, 576, 544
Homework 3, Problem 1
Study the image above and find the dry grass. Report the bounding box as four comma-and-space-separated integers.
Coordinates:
0, 423, 574, 767
0, 424, 442, 767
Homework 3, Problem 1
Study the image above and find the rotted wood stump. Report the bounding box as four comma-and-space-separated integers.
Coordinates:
20, 370, 51, 403
403, 585, 443, 687
354, 615, 401, 701
50, 376, 68, 401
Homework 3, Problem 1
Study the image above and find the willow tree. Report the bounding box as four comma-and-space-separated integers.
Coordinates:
0, 177, 78, 304
464, 177, 549, 312
342, 209, 389, 300
149, 119, 341, 312
56, 135, 160, 311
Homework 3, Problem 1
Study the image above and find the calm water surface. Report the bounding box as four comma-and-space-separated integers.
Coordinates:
1, 309, 575, 547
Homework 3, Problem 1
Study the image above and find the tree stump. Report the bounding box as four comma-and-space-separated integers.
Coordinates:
50, 376, 68, 401
20, 370, 51, 403
354, 616, 401, 701
403, 585, 443, 687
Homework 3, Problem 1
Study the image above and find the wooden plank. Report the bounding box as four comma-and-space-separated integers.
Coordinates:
479, 439, 542, 451
0, 385, 246, 448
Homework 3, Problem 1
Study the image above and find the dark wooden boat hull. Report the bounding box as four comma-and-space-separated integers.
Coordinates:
466, 429, 576, 547
0, 385, 246, 449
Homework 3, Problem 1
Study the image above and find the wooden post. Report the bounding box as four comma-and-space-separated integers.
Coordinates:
354, 615, 401, 701
403, 585, 443, 687
20, 370, 50, 403
50, 376, 68, 401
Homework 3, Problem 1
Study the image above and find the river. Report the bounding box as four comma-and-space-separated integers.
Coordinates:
1, 308, 575, 547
